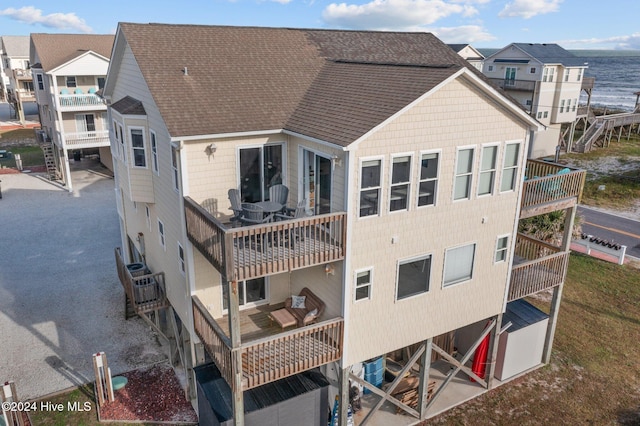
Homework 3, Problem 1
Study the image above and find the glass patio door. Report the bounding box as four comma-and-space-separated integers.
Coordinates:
222, 277, 268, 311
302, 149, 332, 215
75, 113, 96, 136
505, 67, 516, 86
239, 145, 283, 203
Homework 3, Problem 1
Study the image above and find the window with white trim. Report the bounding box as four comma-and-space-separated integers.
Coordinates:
560, 99, 565, 113
130, 128, 146, 167
572, 98, 577, 112
487, 65, 494, 72
454, 148, 474, 200
529, 67, 536, 74
150, 131, 159, 175
564, 69, 570, 82
500, 143, 520, 192
542, 67, 554, 82
66, 76, 77, 87
359, 159, 382, 217
396, 255, 431, 300
178, 242, 185, 275
158, 220, 165, 250
443, 243, 475, 287
36, 74, 44, 90
145, 205, 151, 229
495, 236, 509, 263
418, 152, 438, 207
543, 111, 548, 118
389, 155, 411, 212
171, 146, 179, 192
355, 269, 372, 301
577, 69, 582, 81
478, 145, 497, 196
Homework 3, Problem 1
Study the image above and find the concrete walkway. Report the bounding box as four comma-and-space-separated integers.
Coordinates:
0, 162, 168, 399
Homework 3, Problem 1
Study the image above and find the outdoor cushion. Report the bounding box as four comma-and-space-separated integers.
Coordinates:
291, 295, 306, 309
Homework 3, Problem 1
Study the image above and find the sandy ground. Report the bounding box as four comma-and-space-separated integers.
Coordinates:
0, 161, 168, 400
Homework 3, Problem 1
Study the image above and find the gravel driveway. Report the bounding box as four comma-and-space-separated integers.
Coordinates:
0, 161, 168, 400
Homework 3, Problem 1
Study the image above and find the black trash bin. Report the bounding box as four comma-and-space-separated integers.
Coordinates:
73, 151, 81, 161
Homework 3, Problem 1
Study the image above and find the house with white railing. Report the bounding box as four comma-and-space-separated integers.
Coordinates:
1, 35, 33, 123
29, 34, 115, 190
104, 23, 584, 426
482, 43, 593, 158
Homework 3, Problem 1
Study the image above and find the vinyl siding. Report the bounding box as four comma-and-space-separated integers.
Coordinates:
343, 76, 528, 365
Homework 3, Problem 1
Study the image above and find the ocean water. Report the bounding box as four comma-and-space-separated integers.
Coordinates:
571, 50, 640, 112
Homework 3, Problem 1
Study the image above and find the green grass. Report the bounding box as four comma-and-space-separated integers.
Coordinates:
430, 254, 640, 425
0, 146, 45, 168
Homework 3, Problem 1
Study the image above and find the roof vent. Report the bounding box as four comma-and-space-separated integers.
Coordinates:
182, 67, 188, 76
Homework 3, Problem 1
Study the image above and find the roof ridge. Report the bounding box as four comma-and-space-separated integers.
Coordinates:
332, 59, 458, 69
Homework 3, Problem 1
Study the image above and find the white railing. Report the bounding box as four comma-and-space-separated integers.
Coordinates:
58, 93, 105, 109
64, 130, 110, 148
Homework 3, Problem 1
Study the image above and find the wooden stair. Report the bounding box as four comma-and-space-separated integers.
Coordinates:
40, 142, 61, 180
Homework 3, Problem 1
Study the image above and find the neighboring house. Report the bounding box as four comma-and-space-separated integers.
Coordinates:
1, 35, 33, 123
30, 34, 115, 191
448, 44, 484, 71
482, 43, 592, 158
105, 23, 584, 426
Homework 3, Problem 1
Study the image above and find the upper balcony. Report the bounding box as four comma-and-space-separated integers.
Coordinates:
58, 93, 106, 112
508, 233, 569, 302
520, 160, 586, 218
184, 196, 347, 282
489, 78, 537, 92
12, 68, 32, 81
64, 130, 110, 150
581, 77, 595, 91
114, 247, 169, 315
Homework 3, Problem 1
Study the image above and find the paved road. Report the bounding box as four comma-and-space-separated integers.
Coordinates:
577, 205, 640, 259
0, 161, 168, 399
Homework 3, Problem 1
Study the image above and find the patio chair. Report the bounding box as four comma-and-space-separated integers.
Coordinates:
88, 87, 97, 94
240, 203, 273, 225
275, 198, 307, 221
268, 184, 289, 212
274, 199, 307, 249
228, 189, 243, 226
74, 88, 83, 94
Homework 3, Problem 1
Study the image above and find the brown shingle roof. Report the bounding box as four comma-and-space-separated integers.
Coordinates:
112, 96, 146, 115
30, 34, 114, 72
117, 24, 482, 146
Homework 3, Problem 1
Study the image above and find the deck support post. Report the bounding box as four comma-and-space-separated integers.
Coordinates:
543, 205, 576, 364
418, 338, 433, 420
226, 279, 244, 426
486, 313, 502, 389
338, 366, 350, 426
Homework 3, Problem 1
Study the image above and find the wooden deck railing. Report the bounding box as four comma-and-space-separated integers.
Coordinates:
521, 160, 586, 213
192, 295, 343, 390
114, 248, 169, 314
184, 196, 347, 281
192, 295, 234, 386
508, 234, 569, 301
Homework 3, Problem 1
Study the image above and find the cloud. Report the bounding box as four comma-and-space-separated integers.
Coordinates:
0, 6, 92, 33
322, 0, 479, 30
558, 33, 640, 50
499, 0, 562, 19
433, 25, 496, 43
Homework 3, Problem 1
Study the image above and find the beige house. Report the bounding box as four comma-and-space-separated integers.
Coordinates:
1, 35, 33, 124
482, 43, 593, 158
105, 23, 585, 425
447, 44, 484, 71
30, 34, 114, 190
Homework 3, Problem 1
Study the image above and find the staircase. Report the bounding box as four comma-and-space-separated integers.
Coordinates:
573, 118, 606, 153
35, 130, 61, 181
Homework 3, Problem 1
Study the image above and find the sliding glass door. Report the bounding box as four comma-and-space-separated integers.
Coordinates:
222, 277, 268, 311
239, 144, 284, 203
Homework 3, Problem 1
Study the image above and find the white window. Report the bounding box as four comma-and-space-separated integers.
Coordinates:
529, 67, 536, 74
171, 146, 179, 192
130, 128, 146, 167
495, 236, 509, 263
396, 255, 431, 300
443, 243, 476, 287
564, 69, 570, 82
359, 159, 382, 217
222, 277, 268, 310
537, 112, 543, 119
543, 111, 549, 118
454, 148, 474, 200
418, 152, 438, 207
66, 76, 77, 87
487, 65, 494, 72
560, 99, 565, 113
150, 131, 159, 175
577, 69, 582, 81
500, 142, 520, 192
478, 145, 498, 196
572, 98, 577, 112
158, 220, 165, 250
36, 74, 44, 90
389, 155, 411, 212
355, 269, 372, 301
178, 242, 185, 275
542, 67, 554, 82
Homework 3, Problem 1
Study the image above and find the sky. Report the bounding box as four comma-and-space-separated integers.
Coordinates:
1, 1, 639, 50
